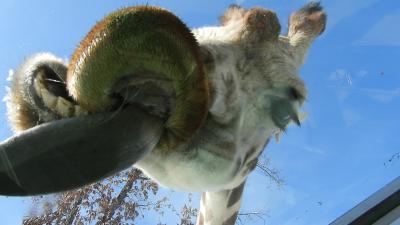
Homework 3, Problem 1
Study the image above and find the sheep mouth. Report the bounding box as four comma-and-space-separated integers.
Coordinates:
0, 104, 164, 196
0, 67, 166, 196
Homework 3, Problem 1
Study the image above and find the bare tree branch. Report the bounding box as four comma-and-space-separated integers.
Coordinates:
256, 155, 284, 186
384, 152, 400, 166
238, 210, 268, 225
97, 169, 139, 224
65, 189, 87, 225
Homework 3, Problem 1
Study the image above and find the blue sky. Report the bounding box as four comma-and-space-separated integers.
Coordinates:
0, 0, 399, 224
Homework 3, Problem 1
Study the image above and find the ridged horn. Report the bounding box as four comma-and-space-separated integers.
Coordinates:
67, 6, 210, 150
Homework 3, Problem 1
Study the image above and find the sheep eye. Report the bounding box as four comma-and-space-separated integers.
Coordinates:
39, 65, 73, 102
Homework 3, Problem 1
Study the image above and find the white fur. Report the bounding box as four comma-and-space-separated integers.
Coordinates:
135, 25, 308, 192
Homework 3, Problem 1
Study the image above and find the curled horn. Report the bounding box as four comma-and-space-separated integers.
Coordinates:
67, 6, 210, 150
0, 6, 210, 195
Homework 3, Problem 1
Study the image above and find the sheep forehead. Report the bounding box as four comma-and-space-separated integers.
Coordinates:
194, 29, 306, 97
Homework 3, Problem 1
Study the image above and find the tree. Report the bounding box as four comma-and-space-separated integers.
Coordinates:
22, 156, 281, 225
23, 168, 198, 225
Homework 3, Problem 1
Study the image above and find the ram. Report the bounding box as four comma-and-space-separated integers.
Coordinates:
0, 2, 326, 225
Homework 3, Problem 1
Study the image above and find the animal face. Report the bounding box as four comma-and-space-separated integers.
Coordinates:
0, 3, 325, 197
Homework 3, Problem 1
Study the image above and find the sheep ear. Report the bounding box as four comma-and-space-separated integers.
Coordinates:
6, 53, 68, 132
288, 2, 327, 46
0, 106, 163, 196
